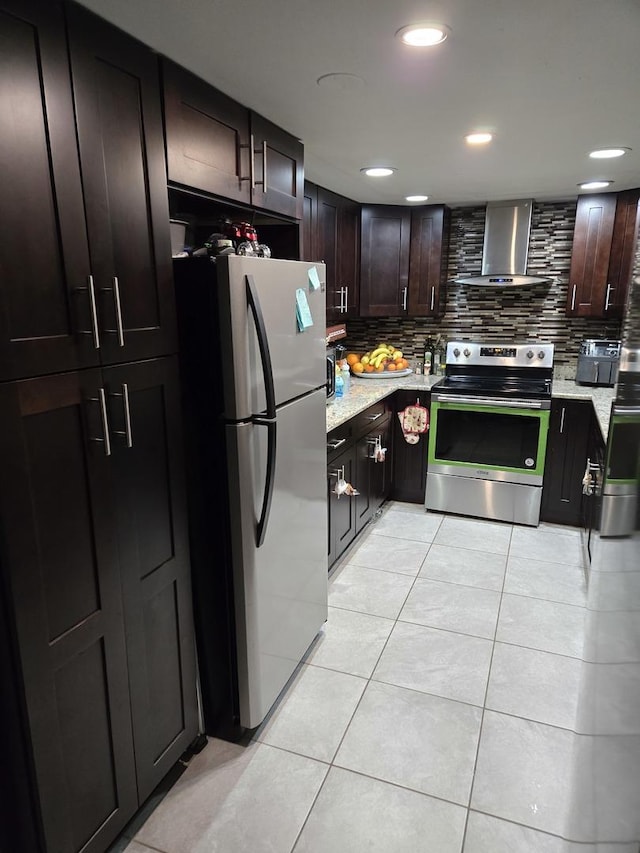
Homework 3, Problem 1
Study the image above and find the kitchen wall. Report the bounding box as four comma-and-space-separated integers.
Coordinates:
346, 201, 624, 375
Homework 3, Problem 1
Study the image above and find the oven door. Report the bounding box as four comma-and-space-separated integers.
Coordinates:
428, 396, 550, 484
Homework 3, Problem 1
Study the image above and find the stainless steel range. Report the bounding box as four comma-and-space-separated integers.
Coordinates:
425, 341, 554, 526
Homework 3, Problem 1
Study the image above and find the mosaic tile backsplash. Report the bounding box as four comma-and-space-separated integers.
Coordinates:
345, 201, 624, 375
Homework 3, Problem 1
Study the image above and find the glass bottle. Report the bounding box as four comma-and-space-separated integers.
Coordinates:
423, 338, 433, 376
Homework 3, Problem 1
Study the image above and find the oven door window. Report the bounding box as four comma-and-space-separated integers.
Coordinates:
432, 404, 549, 475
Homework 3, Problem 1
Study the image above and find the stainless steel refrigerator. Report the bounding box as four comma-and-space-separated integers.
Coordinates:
173, 254, 328, 739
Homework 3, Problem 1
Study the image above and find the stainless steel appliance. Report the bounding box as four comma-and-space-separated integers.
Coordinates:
326, 344, 337, 402
426, 341, 554, 525
576, 338, 621, 386
173, 255, 328, 739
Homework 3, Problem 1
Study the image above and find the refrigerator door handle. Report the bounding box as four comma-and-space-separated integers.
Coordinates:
250, 418, 277, 547
246, 273, 277, 420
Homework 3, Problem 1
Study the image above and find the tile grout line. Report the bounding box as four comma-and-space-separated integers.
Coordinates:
287, 509, 445, 853
459, 520, 515, 853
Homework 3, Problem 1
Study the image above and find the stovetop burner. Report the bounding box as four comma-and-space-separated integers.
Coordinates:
434, 373, 552, 400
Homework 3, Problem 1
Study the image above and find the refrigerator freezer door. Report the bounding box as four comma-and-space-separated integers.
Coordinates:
217, 255, 327, 420
226, 387, 328, 729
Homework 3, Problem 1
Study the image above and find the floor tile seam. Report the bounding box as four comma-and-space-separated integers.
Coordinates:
287, 758, 333, 853
324, 604, 396, 623
326, 760, 472, 814
326, 558, 427, 771
347, 562, 425, 578
396, 616, 497, 643
417, 572, 505, 593
480, 705, 583, 736
303, 658, 379, 680
500, 589, 588, 610
415, 573, 506, 594
461, 526, 512, 851
369, 531, 440, 546
464, 807, 581, 846
248, 736, 333, 768
368, 673, 488, 712
500, 588, 588, 608
492, 637, 585, 661
127, 841, 171, 853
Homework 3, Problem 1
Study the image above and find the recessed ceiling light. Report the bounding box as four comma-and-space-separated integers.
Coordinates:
465, 132, 493, 145
361, 167, 396, 177
588, 147, 630, 159
396, 23, 450, 46
578, 180, 613, 190
406, 195, 429, 202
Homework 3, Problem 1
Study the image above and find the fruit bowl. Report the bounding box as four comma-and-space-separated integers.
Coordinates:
353, 367, 413, 379
346, 343, 410, 377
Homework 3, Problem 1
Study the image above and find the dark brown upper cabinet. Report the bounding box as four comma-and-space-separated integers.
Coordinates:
66, 4, 177, 366
606, 189, 640, 318
407, 205, 451, 317
566, 190, 640, 319
0, 1, 177, 384
163, 60, 304, 219
315, 186, 360, 324
0, 0, 96, 381
359, 205, 411, 317
302, 180, 319, 263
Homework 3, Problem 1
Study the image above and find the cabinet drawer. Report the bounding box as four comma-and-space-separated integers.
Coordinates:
353, 401, 391, 438
327, 422, 353, 462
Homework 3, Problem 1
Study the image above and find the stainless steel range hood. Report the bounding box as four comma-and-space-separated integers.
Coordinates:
454, 199, 551, 286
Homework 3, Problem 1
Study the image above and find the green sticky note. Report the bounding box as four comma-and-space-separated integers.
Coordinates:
296, 288, 314, 331
308, 266, 321, 291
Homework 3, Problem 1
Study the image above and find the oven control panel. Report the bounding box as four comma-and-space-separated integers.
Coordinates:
447, 341, 554, 367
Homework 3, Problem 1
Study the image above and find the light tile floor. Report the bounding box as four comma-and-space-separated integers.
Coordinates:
119, 502, 637, 853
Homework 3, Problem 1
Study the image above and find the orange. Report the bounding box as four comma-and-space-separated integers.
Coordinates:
346, 353, 360, 366
364, 364, 375, 373
387, 362, 397, 371
398, 358, 408, 370
351, 362, 364, 374
375, 363, 385, 372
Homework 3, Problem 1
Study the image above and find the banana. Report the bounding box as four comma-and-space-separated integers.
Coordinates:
373, 353, 387, 368
370, 346, 391, 360
361, 355, 370, 365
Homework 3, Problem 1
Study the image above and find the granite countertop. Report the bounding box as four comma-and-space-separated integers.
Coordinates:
326, 374, 616, 440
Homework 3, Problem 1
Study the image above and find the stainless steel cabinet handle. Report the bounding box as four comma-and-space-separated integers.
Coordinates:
592, 361, 600, 383
327, 438, 346, 450
366, 412, 383, 421
430, 287, 435, 311
605, 283, 612, 311
110, 383, 133, 448
571, 284, 577, 311
344, 285, 349, 313
75, 275, 101, 349
559, 406, 566, 434
87, 388, 112, 456
402, 286, 407, 311
261, 140, 267, 193
102, 277, 125, 347
329, 468, 342, 479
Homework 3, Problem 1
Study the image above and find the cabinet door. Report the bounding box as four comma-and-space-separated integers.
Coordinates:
318, 188, 341, 323
566, 193, 617, 317
104, 356, 198, 802
0, 370, 137, 853
163, 59, 251, 206
391, 391, 429, 503
605, 189, 640, 318
251, 112, 304, 219
408, 205, 450, 317
302, 181, 319, 262
0, 0, 97, 382
328, 445, 357, 568
540, 399, 591, 526
360, 205, 411, 316
368, 415, 392, 513
67, 5, 177, 365
339, 198, 361, 318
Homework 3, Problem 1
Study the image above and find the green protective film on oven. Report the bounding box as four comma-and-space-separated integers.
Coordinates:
427, 401, 550, 477
604, 414, 640, 485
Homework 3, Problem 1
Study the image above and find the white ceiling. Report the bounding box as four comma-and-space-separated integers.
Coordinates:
76, 0, 640, 207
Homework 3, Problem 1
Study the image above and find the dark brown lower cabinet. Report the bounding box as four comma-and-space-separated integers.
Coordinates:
327, 399, 393, 570
0, 356, 198, 853
540, 398, 592, 526
390, 390, 430, 503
